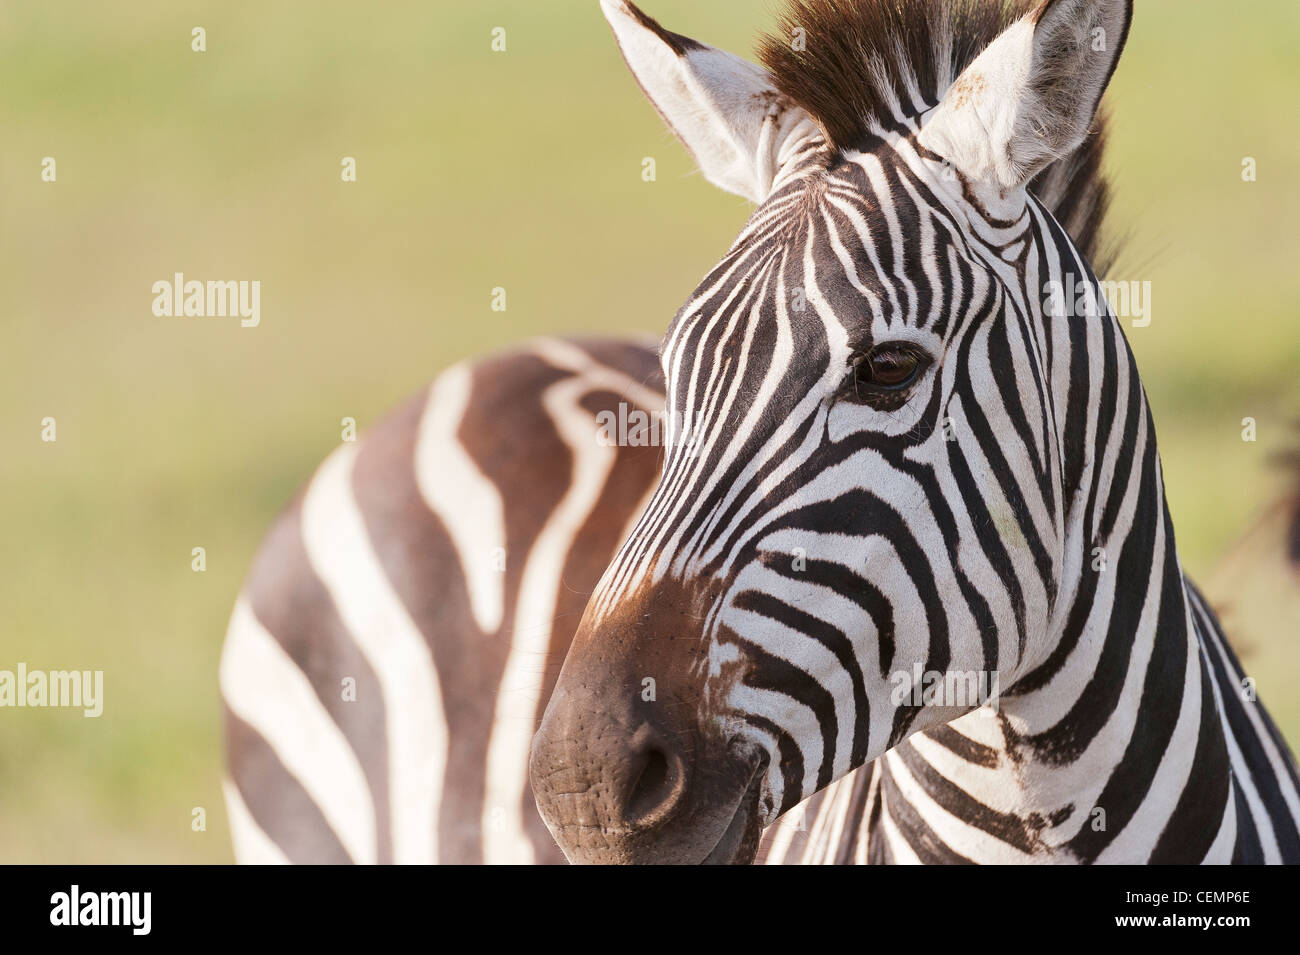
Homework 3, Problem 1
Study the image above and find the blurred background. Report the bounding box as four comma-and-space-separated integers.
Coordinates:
0, 0, 1296, 862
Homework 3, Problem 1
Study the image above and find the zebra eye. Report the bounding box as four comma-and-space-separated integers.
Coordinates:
844, 343, 930, 404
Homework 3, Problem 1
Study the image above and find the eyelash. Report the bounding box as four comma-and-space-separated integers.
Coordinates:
838, 343, 932, 409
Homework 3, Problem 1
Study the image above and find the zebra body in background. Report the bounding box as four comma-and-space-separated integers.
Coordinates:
221, 338, 657, 864
222, 0, 1300, 864
221, 335, 860, 863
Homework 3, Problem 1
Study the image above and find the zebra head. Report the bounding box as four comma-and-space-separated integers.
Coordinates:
532, 0, 1134, 863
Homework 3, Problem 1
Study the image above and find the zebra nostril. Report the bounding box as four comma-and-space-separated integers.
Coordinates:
624, 736, 687, 829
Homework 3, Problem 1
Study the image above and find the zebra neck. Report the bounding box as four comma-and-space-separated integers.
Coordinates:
930, 456, 1240, 860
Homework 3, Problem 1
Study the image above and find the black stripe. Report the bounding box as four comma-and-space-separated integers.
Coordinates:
224, 710, 353, 865
733, 589, 869, 783
1064, 505, 1189, 861
1147, 662, 1232, 863
894, 741, 1045, 855
878, 759, 975, 864
243, 501, 392, 864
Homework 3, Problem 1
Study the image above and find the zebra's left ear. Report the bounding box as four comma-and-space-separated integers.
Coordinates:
919, 0, 1133, 195
600, 0, 819, 203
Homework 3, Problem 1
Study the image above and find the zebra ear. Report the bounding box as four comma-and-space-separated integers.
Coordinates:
919, 0, 1132, 195
600, 0, 818, 203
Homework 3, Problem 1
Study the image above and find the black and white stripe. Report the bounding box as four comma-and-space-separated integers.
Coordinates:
527, 0, 1300, 863
222, 338, 669, 863
570, 137, 1300, 860
223, 0, 1300, 864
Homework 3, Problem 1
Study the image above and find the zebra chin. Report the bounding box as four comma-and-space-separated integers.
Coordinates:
529, 579, 772, 864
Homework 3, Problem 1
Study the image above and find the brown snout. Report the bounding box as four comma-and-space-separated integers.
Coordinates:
530, 578, 767, 864
530, 678, 766, 863
530, 679, 694, 852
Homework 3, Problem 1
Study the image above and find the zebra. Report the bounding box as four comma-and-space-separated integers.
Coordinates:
217, 329, 877, 863
219, 0, 1300, 865
526, 0, 1300, 863
222, 337, 682, 864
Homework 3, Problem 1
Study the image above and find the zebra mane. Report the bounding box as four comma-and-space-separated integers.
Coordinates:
1280, 437, 1300, 568
759, 0, 1117, 269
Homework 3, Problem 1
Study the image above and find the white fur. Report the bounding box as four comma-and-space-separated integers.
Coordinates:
919, 0, 1129, 194
600, 0, 819, 202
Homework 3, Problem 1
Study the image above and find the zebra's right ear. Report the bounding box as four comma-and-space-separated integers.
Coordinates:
600, 0, 818, 203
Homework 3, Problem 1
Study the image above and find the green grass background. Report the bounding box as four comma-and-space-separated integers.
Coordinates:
1, 1, 1297, 862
